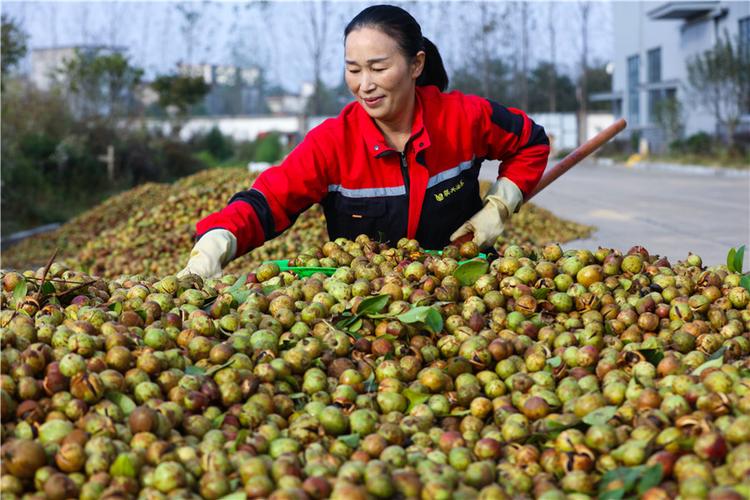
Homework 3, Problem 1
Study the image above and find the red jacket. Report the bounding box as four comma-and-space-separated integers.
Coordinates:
197, 85, 550, 254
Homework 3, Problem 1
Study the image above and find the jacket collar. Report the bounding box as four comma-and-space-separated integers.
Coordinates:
358, 86, 432, 157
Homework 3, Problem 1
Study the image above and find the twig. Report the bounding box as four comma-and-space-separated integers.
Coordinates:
25, 277, 85, 284
34, 249, 59, 303
54, 280, 98, 298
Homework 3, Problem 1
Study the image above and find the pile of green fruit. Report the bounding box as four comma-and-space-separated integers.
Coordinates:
1, 183, 172, 270
1, 236, 749, 500
1, 168, 593, 278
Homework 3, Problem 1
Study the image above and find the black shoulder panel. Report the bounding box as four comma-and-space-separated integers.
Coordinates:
486, 99, 524, 137
229, 189, 277, 240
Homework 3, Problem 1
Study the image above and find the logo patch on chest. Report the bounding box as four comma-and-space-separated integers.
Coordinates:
434, 179, 465, 202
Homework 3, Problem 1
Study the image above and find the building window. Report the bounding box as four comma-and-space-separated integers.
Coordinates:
741, 17, 750, 60
627, 54, 640, 125
648, 88, 674, 124
647, 48, 661, 83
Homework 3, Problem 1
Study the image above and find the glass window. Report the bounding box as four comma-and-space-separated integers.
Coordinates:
647, 47, 661, 83
740, 17, 750, 60
649, 89, 664, 124
627, 55, 640, 125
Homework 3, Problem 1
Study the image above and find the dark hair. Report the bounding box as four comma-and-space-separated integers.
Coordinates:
344, 4, 448, 91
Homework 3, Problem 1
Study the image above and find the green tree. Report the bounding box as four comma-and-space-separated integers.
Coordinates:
451, 58, 514, 105
254, 132, 282, 163
151, 74, 210, 136
687, 32, 750, 152
527, 62, 577, 112
1, 14, 28, 86
57, 49, 144, 123
584, 63, 613, 112
306, 78, 352, 116
653, 95, 684, 146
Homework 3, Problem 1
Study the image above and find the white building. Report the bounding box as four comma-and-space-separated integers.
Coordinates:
595, 1, 750, 151
30, 45, 126, 91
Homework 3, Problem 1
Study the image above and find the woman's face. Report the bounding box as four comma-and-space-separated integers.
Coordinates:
344, 27, 424, 125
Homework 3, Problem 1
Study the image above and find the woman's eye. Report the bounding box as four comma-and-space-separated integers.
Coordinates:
372, 67, 386, 72
347, 68, 360, 74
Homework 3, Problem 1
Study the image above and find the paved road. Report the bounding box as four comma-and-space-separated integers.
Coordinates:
480, 159, 750, 266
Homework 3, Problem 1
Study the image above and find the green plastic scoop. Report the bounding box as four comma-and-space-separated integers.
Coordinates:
265, 250, 487, 277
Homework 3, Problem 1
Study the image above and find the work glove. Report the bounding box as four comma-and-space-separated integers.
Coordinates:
177, 229, 237, 280
450, 177, 523, 249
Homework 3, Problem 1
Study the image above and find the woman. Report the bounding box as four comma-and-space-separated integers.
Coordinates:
179, 4, 549, 279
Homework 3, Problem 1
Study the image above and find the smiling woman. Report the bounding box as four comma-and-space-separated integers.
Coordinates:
179, 4, 550, 280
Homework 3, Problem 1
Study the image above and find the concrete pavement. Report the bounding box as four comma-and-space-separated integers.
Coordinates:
480, 159, 750, 266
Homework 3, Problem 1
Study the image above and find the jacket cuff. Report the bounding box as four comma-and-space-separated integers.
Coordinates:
195, 228, 238, 265
486, 177, 523, 214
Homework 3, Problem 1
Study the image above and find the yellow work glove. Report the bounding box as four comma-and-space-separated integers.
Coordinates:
177, 229, 237, 280
450, 177, 523, 249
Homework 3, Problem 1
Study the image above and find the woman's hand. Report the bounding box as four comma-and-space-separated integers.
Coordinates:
177, 229, 237, 279
450, 177, 523, 249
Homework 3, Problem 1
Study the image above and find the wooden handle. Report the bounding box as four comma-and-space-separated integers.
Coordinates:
525, 118, 627, 201
451, 118, 628, 245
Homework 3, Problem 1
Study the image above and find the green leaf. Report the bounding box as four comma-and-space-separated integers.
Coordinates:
450, 409, 471, 416
312, 358, 326, 370
349, 318, 363, 332
599, 489, 626, 500
357, 295, 390, 316
582, 405, 618, 426
403, 388, 431, 413
338, 433, 361, 448
218, 490, 245, 500
335, 313, 357, 329
546, 356, 562, 368
235, 429, 249, 447
692, 355, 724, 376
741, 274, 750, 293
453, 259, 489, 286
531, 287, 552, 300
618, 278, 632, 291
600, 466, 643, 495
108, 302, 123, 314
110, 452, 139, 478
396, 306, 444, 334
230, 290, 252, 304
40, 281, 56, 295
637, 464, 663, 495
280, 374, 300, 391
212, 413, 226, 428
184, 365, 205, 376
363, 372, 378, 392
341, 327, 364, 340
205, 359, 235, 377
636, 348, 664, 366
526, 419, 583, 444
708, 345, 727, 361
728, 247, 737, 272
135, 309, 147, 322
13, 280, 28, 302
227, 274, 248, 293
261, 284, 280, 295
734, 245, 746, 274
106, 391, 136, 416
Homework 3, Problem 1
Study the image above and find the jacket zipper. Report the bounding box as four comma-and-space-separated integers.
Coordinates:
400, 151, 411, 235
400, 151, 410, 195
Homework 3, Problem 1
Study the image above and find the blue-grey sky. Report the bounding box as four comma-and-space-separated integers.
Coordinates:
3, 1, 613, 93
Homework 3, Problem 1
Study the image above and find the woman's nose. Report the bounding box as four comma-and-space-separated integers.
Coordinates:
360, 72, 376, 91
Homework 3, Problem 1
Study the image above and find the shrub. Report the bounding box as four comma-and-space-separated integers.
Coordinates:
670, 132, 714, 155
202, 126, 234, 161
254, 132, 282, 163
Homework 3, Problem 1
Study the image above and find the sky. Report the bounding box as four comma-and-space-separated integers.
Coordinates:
2, 0, 614, 93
